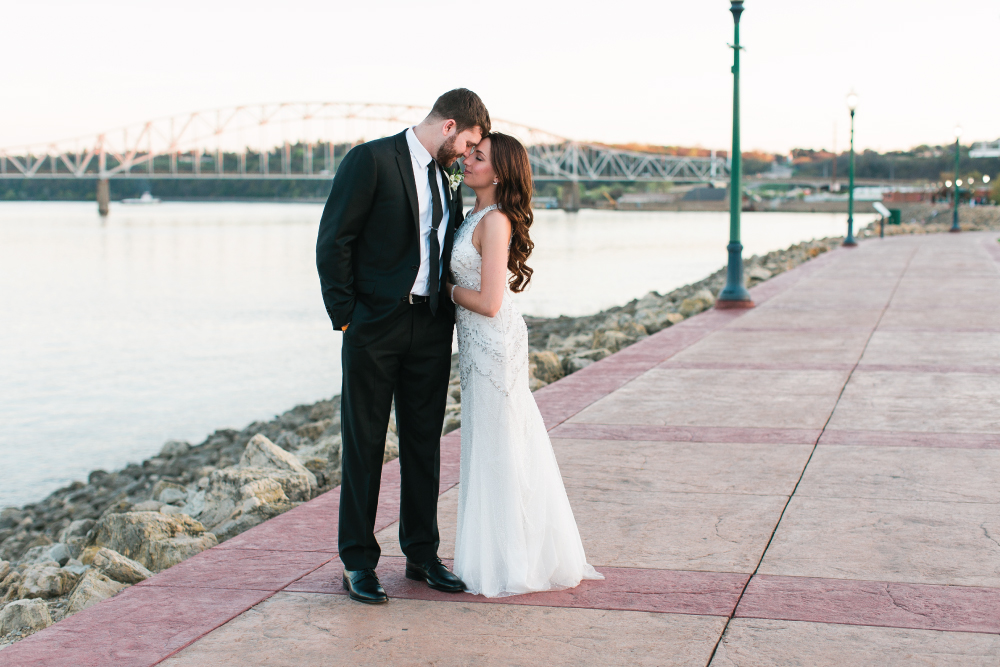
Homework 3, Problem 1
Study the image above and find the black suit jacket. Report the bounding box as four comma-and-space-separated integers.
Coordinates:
316, 131, 461, 340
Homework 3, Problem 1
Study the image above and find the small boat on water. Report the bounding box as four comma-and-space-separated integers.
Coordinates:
121, 192, 161, 205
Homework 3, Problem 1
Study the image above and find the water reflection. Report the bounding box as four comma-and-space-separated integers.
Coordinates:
0, 202, 874, 506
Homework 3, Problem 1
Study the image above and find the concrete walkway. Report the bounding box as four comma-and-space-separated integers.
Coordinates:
4, 231, 1000, 666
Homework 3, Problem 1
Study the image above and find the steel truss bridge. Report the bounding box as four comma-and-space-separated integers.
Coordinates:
0, 103, 729, 187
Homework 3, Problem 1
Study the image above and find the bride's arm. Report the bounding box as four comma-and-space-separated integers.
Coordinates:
448, 211, 512, 318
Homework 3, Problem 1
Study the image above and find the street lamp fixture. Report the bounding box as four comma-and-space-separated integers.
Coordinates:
843, 92, 859, 247
985, 175, 992, 184
951, 125, 962, 232
946, 180, 953, 188
717, 0, 754, 309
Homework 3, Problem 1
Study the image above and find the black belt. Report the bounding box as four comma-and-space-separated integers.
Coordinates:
404, 294, 430, 304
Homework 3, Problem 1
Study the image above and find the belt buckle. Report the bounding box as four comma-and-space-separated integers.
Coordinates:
408, 293, 414, 305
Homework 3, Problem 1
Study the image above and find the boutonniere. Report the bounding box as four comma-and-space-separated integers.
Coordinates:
447, 167, 464, 195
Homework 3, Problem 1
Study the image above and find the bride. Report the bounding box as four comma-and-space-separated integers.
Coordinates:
445, 132, 602, 597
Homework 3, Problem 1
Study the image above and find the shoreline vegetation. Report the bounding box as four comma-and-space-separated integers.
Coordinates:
2, 203, 999, 647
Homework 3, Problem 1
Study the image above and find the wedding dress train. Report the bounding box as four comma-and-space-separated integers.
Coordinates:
451, 204, 603, 597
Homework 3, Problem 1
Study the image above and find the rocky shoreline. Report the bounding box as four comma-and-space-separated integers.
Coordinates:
3, 213, 996, 647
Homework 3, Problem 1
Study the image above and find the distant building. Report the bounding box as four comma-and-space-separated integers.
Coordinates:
681, 187, 727, 202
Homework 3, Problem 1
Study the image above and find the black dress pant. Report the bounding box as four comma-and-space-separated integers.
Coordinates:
338, 302, 453, 570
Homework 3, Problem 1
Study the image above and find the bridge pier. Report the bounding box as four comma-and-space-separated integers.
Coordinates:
561, 180, 580, 212
96, 179, 110, 216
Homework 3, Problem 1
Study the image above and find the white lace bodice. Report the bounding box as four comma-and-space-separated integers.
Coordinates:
451, 205, 528, 397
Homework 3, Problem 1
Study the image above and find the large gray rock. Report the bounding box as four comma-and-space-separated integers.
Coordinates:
17, 564, 78, 599
635, 308, 685, 334
151, 480, 188, 505
131, 500, 164, 512
0, 598, 52, 635
90, 511, 217, 572
529, 350, 564, 384
635, 291, 665, 311
194, 468, 299, 530
679, 288, 716, 317
20, 543, 72, 567
576, 348, 611, 362
0, 571, 22, 603
159, 439, 191, 457
592, 330, 634, 353
66, 569, 127, 615
59, 519, 95, 557
62, 558, 88, 577
746, 265, 772, 282
562, 356, 595, 375
240, 435, 316, 482
295, 419, 331, 441
308, 398, 339, 421
92, 548, 152, 584
207, 488, 297, 542
295, 434, 342, 488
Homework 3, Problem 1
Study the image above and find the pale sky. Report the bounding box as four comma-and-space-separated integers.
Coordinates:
4, 0, 998, 153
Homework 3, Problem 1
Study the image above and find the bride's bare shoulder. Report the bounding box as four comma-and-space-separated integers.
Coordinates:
479, 208, 512, 233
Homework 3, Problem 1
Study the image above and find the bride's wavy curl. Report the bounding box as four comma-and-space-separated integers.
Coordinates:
485, 132, 534, 293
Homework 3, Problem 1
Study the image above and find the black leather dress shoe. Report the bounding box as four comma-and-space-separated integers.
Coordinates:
405, 557, 466, 593
342, 569, 388, 604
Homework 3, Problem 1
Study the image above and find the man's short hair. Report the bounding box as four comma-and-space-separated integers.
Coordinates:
429, 89, 491, 135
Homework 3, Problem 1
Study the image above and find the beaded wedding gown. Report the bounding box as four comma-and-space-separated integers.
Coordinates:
451, 204, 603, 597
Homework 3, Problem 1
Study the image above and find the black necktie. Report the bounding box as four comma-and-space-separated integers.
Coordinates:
427, 161, 445, 315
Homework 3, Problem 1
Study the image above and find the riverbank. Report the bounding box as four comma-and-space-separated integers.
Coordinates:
0, 227, 939, 647
862, 202, 1000, 235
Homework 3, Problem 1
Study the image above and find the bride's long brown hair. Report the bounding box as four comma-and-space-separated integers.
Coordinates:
486, 132, 534, 292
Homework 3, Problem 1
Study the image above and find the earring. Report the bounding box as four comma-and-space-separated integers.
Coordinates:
493, 179, 498, 185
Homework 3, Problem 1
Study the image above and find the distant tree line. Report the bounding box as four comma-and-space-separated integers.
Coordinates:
792, 145, 1000, 182
1, 178, 333, 202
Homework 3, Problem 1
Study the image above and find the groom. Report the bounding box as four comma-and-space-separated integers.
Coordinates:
316, 89, 490, 604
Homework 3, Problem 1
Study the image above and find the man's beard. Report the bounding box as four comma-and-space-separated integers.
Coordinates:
435, 134, 463, 167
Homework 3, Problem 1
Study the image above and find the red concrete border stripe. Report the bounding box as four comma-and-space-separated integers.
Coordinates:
856, 363, 1000, 375
658, 360, 855, 372
549, 423, 821, 445
286, 557, 750, 617
133, 548, 335, 591
735, 574, 1000, 634
819, 429, 1000, 449
0, 586, 272, 667
726, 326, 877, 333
878, 326, 1000, 333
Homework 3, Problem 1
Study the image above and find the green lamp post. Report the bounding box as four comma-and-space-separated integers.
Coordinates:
951, 125, 962, 232
717, 0, 754, 309
843, 92, 859, 247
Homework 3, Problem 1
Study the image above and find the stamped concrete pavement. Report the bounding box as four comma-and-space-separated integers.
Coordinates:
3, 231, 999, 666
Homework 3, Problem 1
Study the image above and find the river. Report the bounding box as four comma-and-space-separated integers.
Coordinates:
0, 202, 874, 507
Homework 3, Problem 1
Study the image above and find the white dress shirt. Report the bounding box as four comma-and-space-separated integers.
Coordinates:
405, 127, 450, 296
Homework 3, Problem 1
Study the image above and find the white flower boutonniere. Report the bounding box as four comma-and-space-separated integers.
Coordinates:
447, 169, 464, 194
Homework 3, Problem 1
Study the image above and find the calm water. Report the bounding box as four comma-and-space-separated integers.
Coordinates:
0, 202, 873, 507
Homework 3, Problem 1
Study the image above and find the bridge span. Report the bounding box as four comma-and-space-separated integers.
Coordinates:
0, 103, 729, 213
